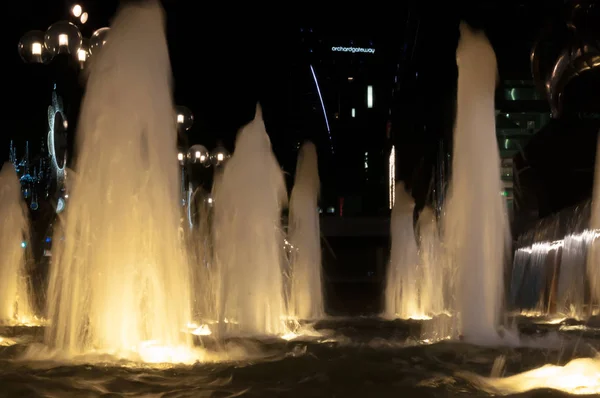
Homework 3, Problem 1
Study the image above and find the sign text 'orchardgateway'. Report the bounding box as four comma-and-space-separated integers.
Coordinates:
331, 46, 375, 54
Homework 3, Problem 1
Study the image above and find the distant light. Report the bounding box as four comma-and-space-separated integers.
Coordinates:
200, 155, 206, 162
72, 4, 82, 17
21, 241, 27, 248
80, 12, 88, 24
77, 48, 86, 62
351, 108, 356, 118
63, 119, 68, 128
217, 153, 224, 161
195, 151, 201, 159
58, 34, 68, 46
177, 114, 184, 123
177, 153, 184, 161
348, 77, 354, 81
31, 42, 42, 55
207, 197, 213, 204
389, 145, 396, 209
367, 85, 373, 108
64, 194, 69, 199
45, 237, 52, 243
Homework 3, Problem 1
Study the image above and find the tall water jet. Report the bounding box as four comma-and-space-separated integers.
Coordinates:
418, 207, 445, 316
45, 1, 193, 362
212, 105, 288, 336
0, 163, 33, 324
384, 182, 422, 319
287, 141, 323, 320
588, 131, 600, 307
443, 23, 511, 344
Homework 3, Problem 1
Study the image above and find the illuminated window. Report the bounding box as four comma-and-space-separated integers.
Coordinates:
351, 108, 356, 118
367, 85, 373, 108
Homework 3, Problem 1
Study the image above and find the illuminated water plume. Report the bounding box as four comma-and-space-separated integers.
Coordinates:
460, 356, 600, 395
443, 22, 511, 344
588, 132, 600, 306
287, 141, 324, 320
44, 0, 194, 362
384, 182, 422, 319
0, 163, 34, 324
212, 104, 288, 337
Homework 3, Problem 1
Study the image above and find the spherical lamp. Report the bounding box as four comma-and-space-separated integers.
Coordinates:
187, 144, 209, 165
89, 27, 110, 55
175, 105, 194, 131
76, 38, 90, 68
210, 147, 230, 166
44, 21, 82, 56
18, 30, 53, 64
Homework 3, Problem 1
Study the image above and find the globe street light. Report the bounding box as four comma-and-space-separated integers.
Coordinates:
18, 4, 110, 69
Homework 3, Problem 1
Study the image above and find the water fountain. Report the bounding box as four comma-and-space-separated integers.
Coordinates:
588, 132, 600, 306
443, 22, 511, 344
384, 182, 423, 319
43, 0, 194, 362
287, 141, 324, 320
0, 163, 34, 324
212, 104, 288, 337
417, 206, 445, 316
461, 131, 600, 396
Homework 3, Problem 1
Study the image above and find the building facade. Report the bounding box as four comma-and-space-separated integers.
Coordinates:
285, 25, 401, 217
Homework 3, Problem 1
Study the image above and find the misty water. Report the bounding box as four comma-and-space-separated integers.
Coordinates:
287, 141, 324, 320
0, 163, 34, 325
212, 104, 288, 337
34, 1, 195, 362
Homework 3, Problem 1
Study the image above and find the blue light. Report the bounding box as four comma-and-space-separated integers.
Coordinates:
45, 237, 52, 243
21, 241, 27, 248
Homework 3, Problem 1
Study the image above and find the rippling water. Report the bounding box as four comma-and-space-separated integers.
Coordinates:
0, 317, 598, 397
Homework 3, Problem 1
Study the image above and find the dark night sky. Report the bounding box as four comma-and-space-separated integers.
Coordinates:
7, 0, 561, 169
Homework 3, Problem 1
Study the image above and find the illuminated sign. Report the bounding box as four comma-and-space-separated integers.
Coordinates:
331, 46, 375, 54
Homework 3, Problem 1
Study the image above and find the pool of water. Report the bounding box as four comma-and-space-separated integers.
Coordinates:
0, 316, 598, 397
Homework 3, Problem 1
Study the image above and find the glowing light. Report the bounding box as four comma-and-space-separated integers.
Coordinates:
461, 357, 600, 395
200, 155, 206, 162
217, 153, 224, 161
177, 114, 184, 123
194, 151, 201, 159
351, 108, 356, 117
58, 34, 69, 46
389, 145, 395, 209
80, 12, 88, 24
31, 42, 42, 55
331, 46, 375, 54
367, 85, 373, 108
77, 48, 86, 62
310, 64, 334, 154
516, 229, 600, 254
72, 4, 82, 17
177, 153, 184, 161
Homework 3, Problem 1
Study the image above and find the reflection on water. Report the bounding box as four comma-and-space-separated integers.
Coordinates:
1, 317, 598, 397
